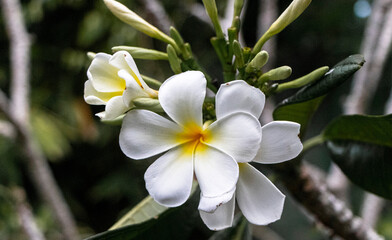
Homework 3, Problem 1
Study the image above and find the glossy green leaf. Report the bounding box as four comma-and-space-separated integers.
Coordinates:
109, 196, 168, 230
324, 114, 392, 199
273, 54, 365, 136
85, 182, 200, 240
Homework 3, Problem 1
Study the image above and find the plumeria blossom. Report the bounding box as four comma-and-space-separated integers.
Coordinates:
198, 80, 303, 231
84, 51, 157, 120
119, 71, 263, 209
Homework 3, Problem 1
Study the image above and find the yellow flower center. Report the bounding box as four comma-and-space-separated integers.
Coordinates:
177, 124, 211, 155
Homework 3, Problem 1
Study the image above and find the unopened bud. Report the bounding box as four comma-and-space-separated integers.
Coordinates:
233, 40, 244, 68
202, 0, 224, 38
246, 50, 269, 73
253, 0, 312, 55
167, 44, 182, 74
112, 46, 168, 60
132, 97, 163, 112
103, 0, 177, 48
258, 66, 292, 84
276, 66, 329, 93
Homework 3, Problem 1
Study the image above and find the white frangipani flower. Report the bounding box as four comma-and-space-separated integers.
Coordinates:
119, 71, 262, 209
198, 80, 303, 231
84, 51, 157, 120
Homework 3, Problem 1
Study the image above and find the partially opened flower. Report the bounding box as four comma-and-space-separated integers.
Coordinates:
198, 80, 303, 230
119, 71, 262, 209
84, 51, 157, 120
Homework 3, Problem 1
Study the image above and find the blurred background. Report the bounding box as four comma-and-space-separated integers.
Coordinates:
0, 0, 391, 239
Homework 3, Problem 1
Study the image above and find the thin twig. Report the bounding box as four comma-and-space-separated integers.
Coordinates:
11, 187, 46, 240
0, 0, 79, 239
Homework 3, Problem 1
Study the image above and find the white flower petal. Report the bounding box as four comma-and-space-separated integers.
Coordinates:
199, 196, 235, 231
118, 70, 150, 107
101, 96, 129, 120
111, 51, 157, 97
204, 112, 262, 163
87, 53, 125, 92
119, 110, 184, 159
144, 144, 194, 207
216, 80, 265, 119
254, 121, 302, 164
159, 71, 206, 129
198, 187, 236, 213
236, 163, 285, 225
84, 80, 108, 105
194, 144, 239, 199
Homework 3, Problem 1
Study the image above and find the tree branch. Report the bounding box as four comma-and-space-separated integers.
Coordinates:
11, 187, 46, 240
271, 161, 384, 240
0, 0, 79, 239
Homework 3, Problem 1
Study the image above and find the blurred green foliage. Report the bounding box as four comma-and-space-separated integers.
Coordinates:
0, 0, 391, 239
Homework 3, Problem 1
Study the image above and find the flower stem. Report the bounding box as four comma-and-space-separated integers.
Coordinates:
302, 134, 324, 153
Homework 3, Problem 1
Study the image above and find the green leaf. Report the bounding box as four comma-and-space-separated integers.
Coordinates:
273, 54, 365, 135
273, 97, 324, 135
85, 183, 200, 240
109, 196, 168, 230
324, 114, 392, 199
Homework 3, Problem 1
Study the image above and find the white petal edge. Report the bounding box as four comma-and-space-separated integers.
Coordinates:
144, 144, 194, 207
101, 96, 129, 120
119, 110, 185, 159
109, 51, 158, 97
118, 70, 150, 107
87, 53, 125, 92
204, 112, 262, 163
159, 71, 206, 129
236, 163, 285, 225
253, 121, 302, 164
84, 80, 107, 105
194, 144, 239, 199
199, 196, 235, 231
198, 187, 236, 213
215, 80, 265, 119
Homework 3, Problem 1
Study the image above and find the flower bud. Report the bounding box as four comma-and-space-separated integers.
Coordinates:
233, 40, 244, 68
253, 0, 312, 55
132, 97, 164, 113
276, 66, 329, 93
202, 0, 224, 38
258, 66, 292, 84
246, 50, 269, 73
167, 44, 182, 74
103, 0, 177, 48
112, 46, 168, 60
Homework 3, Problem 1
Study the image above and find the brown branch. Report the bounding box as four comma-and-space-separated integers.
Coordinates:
11, 187, 46, 240
271, 161, 384, 240
0, 0, 79, 239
